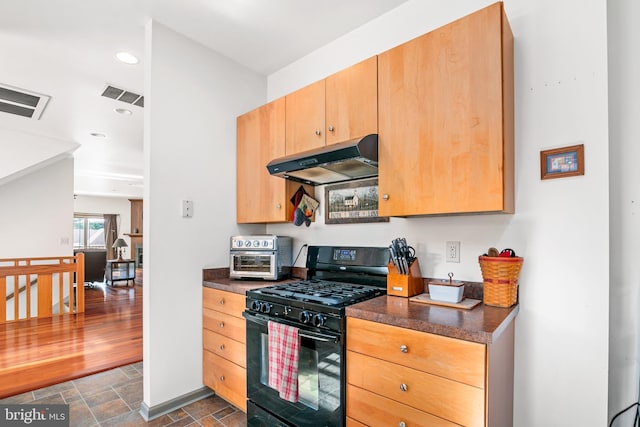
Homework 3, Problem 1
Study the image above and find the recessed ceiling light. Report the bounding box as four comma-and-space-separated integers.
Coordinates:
116, 52, 139, 65
90, 132, 106, 138
115, 108, 132, 115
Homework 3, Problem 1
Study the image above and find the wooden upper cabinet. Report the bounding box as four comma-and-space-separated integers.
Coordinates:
378, 2, 514, 217
236, 98, 288, 223
285, 80, 325, 154
285, 56, 378, 152
325, 56, 378, 144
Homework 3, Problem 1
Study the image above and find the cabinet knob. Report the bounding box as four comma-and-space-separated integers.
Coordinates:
400, 345, 408, 353
400, 383, 408, 392
399, 422, 406, 427
219, 375, 225, 382
219, 299, 225, 305
219, 344, 225, 351
315, 130, 321, 136
382, 194, 390, 201
328, 125, 334, 132
219, 322, 224, 328
276, 203, 281, 209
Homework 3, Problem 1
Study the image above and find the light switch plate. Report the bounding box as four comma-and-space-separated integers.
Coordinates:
182, 200, 193, 218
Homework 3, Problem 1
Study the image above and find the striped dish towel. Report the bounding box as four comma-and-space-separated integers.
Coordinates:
268, 320, 300, 402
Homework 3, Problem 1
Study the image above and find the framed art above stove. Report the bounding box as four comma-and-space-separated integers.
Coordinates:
324, 178, 389, 224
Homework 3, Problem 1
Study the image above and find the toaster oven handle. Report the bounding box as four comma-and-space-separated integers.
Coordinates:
243, 311, 340, 344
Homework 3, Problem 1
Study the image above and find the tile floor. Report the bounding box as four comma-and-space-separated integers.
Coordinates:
0, 362, 247, 427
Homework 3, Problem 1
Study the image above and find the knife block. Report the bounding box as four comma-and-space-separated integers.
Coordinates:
387, 259, 424, 297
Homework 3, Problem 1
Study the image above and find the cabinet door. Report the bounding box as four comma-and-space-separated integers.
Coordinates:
285, 80, 325, 153
378, 2, 513, 216
325, 56, 378, 145
203, 350, 247, 412
236, 98, 289, 223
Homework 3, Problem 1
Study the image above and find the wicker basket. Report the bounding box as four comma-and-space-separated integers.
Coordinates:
478, 256, 524, 307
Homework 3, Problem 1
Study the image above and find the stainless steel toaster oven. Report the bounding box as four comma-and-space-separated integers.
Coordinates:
229, 235, 292, 280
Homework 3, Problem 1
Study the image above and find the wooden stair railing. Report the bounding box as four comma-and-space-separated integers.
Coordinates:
0, 253, 85, 323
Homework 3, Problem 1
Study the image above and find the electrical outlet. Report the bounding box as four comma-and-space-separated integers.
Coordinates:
446, 241, 460, 263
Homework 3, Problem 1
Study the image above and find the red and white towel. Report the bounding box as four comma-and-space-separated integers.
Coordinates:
268, 320, 300, 402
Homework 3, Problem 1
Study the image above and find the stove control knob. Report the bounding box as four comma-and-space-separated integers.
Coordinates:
260, 302, 272, 314
299, 311, 312, 324
312, 314, 326, 327
250, 300, 262, 312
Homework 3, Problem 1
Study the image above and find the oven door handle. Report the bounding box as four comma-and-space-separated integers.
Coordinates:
243, 311, 341, 344
298, 331, 339, 343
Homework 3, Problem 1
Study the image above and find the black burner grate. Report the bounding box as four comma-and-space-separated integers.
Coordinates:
257, 279, 382, 306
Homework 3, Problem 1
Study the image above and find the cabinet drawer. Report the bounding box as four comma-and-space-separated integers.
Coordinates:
203, 350, 247, 412
203, 329, 246, 368
203, 308, 246, 343
347, 317, 485, 388
347, 384, 459, 427
203, 287, 245, 317
347, 351, 483, 427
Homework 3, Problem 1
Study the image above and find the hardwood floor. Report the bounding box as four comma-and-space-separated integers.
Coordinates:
0, 282, 142, 398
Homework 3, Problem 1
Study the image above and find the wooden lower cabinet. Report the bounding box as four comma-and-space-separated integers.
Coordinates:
203, 288, 246, 412
346, 385, 459, 427
346, 317, 515, 427
203, 350, 246, 411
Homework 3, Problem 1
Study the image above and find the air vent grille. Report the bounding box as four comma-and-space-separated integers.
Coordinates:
101, 84, 144, 107
0, 84, 50, 120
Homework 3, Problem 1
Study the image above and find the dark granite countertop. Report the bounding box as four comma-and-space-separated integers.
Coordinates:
202, 267, 305, 295
346, 295, 518, 344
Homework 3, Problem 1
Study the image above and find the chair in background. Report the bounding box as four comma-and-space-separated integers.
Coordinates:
73, 249, 106, 287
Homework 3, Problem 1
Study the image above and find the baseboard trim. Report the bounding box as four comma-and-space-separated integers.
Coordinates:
139, 386, 214, 421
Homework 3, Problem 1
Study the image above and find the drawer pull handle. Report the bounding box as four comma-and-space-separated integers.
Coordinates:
399, 422, 406, 427
219, 322, 224, 328
219, 299, 225, 305
400, 345, 408, 353
219, 375, 225, 382
400, 383, 408, 392
219, 344, 225, 351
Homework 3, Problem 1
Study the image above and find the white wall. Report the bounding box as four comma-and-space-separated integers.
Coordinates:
266, 0, 611, 425
73, 195, 132, 252
608, 0, 640, 423
0, 156, 74, 258
143, 20, 265, 407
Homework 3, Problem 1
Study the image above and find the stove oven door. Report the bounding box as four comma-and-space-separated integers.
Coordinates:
244, 312, 344, 427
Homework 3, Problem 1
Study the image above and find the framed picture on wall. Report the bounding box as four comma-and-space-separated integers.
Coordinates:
324, 178, 389, 224
540, 144, 585, 180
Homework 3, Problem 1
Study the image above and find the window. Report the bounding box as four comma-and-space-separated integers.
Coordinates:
73, 215, 105, 249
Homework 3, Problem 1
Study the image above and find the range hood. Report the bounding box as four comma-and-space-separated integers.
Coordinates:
266, 134, 378, 186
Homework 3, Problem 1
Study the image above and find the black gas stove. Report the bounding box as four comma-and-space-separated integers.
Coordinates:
244, 246, 389, 427
245, 246, 388, 333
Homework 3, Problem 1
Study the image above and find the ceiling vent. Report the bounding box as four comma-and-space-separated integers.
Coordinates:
101, 84, 144, 107
0, 84, 51, 120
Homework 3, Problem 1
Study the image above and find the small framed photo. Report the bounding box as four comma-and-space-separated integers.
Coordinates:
325, 178, 389, 224
540, 144, 584, 180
